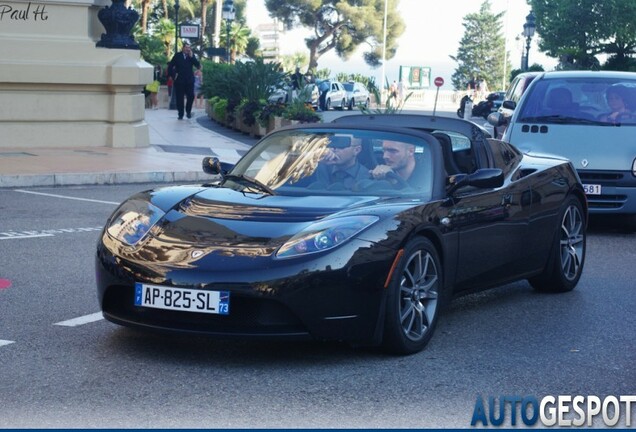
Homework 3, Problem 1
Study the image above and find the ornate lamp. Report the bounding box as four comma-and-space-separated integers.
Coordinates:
522, 11, 536, 71
222, 0, 235, 63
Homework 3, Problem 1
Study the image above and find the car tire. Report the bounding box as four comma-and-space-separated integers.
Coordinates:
348, 99, 354, 110
529, 196, 586, 293
325, 99, 331, 111
382, 237, 443, 355
364, 98, 370, 109
338, 99, 346, 110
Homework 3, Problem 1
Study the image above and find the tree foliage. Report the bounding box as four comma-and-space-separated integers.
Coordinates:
264, 0, 405, 72
450, 0, 509, 91
529, 0, 636, 71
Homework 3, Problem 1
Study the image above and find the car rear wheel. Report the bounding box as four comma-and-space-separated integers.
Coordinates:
338, 98, 346, 110
529, 196, 586, 293
383, 238, 442, 355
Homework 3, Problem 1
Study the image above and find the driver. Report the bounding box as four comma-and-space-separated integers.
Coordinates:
314, 136, 370, 189
370, 140, 424, 188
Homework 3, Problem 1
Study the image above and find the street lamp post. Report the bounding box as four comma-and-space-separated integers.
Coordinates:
522, 11, 536, 71
169, 0, 181, 110
222, 0, 235, 64
174, 0, 180, 54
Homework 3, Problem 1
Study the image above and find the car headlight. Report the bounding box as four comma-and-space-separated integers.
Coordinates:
632, 157, 636, 176
106, 199, 165, 246
276, 215, 379, 259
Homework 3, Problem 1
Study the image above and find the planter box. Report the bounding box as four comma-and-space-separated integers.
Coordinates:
241, 121, 252, 135
267, 116, 283, 133
234, 116, 242, 131
252, 123, 267, 138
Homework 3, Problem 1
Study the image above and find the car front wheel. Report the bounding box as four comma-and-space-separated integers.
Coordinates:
383, 237, 442, 355
529, 196, 586, 293
348, 99, 354, 110
325, 99, 331, 111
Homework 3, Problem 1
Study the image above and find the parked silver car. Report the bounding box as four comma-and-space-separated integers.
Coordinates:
490, 70, 636, 229
267, 84, 319, 108
319, 80, 348, 110
343, 81, 371, 110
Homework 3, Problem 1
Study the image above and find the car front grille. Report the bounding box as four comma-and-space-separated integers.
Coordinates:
579, 172, 624, 181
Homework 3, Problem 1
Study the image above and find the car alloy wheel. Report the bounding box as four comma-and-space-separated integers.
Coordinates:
383, 237, 442, 354
530, 196, 586, 293
560, 202, 585, 281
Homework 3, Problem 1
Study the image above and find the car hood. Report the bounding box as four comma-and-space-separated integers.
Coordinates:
122, 187, 416, 263
511, 124, 636, 171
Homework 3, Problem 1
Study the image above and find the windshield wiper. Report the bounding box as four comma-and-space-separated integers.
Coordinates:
222, 174, 276, 195
520, 115, 606, 125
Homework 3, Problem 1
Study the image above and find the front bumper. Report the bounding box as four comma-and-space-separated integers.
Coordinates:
96, 235, 396, 345
578, 169, 636, 214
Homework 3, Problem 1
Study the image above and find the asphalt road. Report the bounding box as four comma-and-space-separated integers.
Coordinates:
0, 183, 634, 428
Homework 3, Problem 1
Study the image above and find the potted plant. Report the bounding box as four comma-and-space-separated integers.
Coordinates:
259, 102, 286, 133
283, 98, 321, 124
213, 98, 228, 124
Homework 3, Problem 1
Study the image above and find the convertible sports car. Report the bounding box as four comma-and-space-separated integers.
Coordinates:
96, 115, 587, 354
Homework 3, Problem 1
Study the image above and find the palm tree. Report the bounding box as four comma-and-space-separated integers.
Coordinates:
222, 22, 250, 63
155, 18, 177, 58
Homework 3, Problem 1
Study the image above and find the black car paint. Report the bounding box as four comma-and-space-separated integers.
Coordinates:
96, 116, 585, 348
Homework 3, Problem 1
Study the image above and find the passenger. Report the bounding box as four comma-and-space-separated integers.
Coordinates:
315, 136, 370, 189
370, 140, 426, 188
600, 85, 631, 123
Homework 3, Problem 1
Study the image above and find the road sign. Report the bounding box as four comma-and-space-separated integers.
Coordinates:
434, 77, 444, 87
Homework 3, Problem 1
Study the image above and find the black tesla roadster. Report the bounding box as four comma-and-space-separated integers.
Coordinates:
96, 114, 587, 354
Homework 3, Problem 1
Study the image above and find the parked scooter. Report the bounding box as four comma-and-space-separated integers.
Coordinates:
457, 92, 498, 119
471, 92, 499, 119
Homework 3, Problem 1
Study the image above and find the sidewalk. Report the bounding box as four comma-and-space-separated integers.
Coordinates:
0, 108, 254, 188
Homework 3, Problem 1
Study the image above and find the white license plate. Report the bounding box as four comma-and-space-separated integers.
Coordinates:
583, 184, 602, 195
134, 283, 229, 315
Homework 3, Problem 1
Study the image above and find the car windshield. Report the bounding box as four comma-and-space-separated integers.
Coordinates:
227, 128, 434, 198
517, 77, 636, 125
343, 83, 354, 91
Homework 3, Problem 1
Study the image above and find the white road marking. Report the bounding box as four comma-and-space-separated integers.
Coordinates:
0, 340, 15, 347
54, 312, 104, 327
0, 227, 102, 240
13, 189, 119, 205
0, 233, 54, 240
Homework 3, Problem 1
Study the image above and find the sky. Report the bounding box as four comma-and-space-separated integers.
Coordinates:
246, 0, 558, 90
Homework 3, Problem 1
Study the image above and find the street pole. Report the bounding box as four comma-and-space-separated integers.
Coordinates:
379, 0, 388, 106
522, 11, 536, 72
222, 0, 235, 64
226, 20, 231, 63
169, 0, 181, 110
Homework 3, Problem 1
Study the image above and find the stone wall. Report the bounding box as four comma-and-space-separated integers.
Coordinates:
0, 0, 152, 148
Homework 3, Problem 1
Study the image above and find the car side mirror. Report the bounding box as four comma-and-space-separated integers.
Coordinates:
447, 168, 504, 194
487, 112, 505, 127
502, 100, 516, 110
202, 157, 233, 176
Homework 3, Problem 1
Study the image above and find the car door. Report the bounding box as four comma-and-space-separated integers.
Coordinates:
331, 82, 345, 107
447, 137, 533, 291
